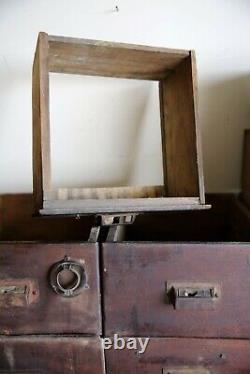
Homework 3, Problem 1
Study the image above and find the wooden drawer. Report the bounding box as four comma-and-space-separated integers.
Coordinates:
103, 243, 250, 338
0, 336, 104, 373
0, 243, 101, 335
105, 337, 250, 373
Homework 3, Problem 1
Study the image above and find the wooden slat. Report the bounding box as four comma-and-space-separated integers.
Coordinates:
44, 186, 164, 200
190, 51, 205, 203
159, 53, 201, 199
242, 129, 250, 207
48, 36, 189, 80
32, 32, 50, 214
41, 197, 210, 215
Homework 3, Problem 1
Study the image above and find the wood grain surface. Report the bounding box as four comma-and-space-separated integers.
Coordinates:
0, 336, 104, 373
105, 337, 250, 373
103, 242, 250, 338
0, 243, 101, 335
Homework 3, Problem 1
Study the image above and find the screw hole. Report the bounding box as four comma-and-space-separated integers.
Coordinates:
219, 353, 226, 359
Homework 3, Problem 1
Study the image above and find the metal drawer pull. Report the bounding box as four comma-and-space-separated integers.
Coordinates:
49, 257, 87, 297
177, 287, 218, 299
0, 279, 39, 307
165, 282, 220, 310
163, 367, 210, 374
0, 285, 26, 294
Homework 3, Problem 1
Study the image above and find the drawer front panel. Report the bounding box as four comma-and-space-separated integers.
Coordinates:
0, 336, 104, 373
103, 243, 250, 337
105, 337, 250, 374
0, 243, 101, 335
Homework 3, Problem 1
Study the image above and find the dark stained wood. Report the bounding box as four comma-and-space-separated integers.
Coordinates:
0, 243, 101, 335
230, 198, 250, 242
32, 32, 50, 214
105, 337, 250, 373
110, 194, 250, 242
159, 53, 204, 201
103, 242, 250, 338
0, 336, 104, 373
0, 193, 249, 242
48, 35, 189, 80
0, 194, 95, 241
32, 32, 207, 215
242, 129, 250, 207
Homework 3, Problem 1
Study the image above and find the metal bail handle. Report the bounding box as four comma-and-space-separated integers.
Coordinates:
49, 258, 87, 297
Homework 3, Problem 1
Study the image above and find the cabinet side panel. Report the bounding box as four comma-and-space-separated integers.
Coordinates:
32, 32, 50, 214
160, 53, 204, 200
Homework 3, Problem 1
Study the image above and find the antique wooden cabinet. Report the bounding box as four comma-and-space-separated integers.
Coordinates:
0, 193, 250, 373
1, 31, 249, 373
0, 194, 105, 373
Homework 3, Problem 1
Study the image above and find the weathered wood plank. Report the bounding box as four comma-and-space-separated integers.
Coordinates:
41, 197, 209, 215
32, 32, 51, 214
48, 35, 189, 80
44, 186, 164, 200
159, 53, 201, 199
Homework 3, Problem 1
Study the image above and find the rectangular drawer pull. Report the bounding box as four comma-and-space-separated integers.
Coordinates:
166, 282, 220, 310
0, 285, 27, 295
0, 279, 39, 307
177, 287, 217, 299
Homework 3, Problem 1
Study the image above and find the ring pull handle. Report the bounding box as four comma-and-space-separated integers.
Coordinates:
49, 257, 87, 297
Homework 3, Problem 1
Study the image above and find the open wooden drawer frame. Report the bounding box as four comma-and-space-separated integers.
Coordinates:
33, 32, 208, 215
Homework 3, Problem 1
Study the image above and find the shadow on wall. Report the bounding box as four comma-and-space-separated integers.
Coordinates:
199, 74, 250, 193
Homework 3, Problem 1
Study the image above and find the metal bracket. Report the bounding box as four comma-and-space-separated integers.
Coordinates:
88, 213, 137, 243
96, 213, 138, 226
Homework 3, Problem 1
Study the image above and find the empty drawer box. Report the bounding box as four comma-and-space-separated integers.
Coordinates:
32, 32, 208, 215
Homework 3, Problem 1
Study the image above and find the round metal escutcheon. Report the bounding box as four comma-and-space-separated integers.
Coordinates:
49, 258, 87, 297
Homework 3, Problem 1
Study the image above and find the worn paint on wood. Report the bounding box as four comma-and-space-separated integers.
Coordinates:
103, 242, 250, 338
0, 243, 101, 335
105, 337, 250, 374
0, 336, 104, 373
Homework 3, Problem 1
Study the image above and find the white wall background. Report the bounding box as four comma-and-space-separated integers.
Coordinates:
0, 0, 250, 193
